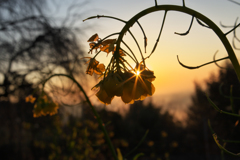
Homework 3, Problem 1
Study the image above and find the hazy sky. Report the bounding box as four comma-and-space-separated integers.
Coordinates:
57, 0, 240, 118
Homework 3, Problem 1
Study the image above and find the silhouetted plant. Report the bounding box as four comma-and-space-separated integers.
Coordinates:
22, 0, 240, 159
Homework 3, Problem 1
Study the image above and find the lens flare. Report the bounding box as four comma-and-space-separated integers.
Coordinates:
136, 70, 140, 76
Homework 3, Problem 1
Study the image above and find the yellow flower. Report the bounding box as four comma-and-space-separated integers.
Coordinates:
121, 71, 155, 104
25, 95, 36, 103
102, 72, 123, 97
96, 83, 114, 105
93, 67, 155, 104
85, 58, 105, 76
121, 80, 135, 104
32, 93, 59, 117
140, 69, 156, 82
42, 102, 59, 116
33, 103, 43, 118
94, 72, 123, 104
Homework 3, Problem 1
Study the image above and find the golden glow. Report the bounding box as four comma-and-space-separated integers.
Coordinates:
136, 70, 140, 76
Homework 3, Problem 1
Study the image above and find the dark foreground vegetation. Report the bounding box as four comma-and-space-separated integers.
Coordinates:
1, 0, 240, 159
1, 63, 240, 160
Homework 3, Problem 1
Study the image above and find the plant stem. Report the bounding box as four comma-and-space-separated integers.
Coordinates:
115, 5, 240, 82
42, 74, 118, 160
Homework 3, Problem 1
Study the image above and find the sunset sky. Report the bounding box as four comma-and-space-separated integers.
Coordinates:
59, 0, 240, 119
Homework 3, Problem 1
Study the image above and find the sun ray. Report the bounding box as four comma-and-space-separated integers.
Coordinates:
132, 73, 139, 99
118, 73, 136, 87
138, 75, 151, 95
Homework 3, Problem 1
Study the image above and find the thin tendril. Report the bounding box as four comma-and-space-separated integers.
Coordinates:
213, 50, 227, 69
128, 29, 146, 67
182, 0, 186, 7
104, 56, 114, 79
219, 83, 240, 100
92, 50, 102, 59
229, 0, 240, 5
83, 15, 127, 23
233, 18, 240, 42
122, 40, 138, 62
196, 18, 210, 28
175, 15, 194, 36
177, 55, 229, 69
136, 20, 148, 53
149, 11, 167, 58
225, 22, 240, 36
119, 47, 138, 63
121, 57, 135, 70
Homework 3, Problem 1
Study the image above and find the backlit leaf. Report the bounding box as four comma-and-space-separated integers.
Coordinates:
88, 33, 99, 42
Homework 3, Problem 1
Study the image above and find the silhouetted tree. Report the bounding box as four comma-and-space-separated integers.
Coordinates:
117, 100, 183, 160
0, 0, 87, 101
186, 62, 240, 159
0, 0, 89, 159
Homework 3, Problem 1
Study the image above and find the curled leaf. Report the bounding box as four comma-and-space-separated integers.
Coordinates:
85, 58, 105, 76
100, 43, 115, 54
88, 33, 99, 42
94, 63, 106, 75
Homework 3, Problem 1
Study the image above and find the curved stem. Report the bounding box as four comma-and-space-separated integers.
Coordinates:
206, 93, 240, 117
83, 15, 127, 23
115, 5, 240, 82
208, 119, 240, 156
124, 130, 149, 158
42, 74, 118, 160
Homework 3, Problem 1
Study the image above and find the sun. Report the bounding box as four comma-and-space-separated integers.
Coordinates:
136, 70, 140, 76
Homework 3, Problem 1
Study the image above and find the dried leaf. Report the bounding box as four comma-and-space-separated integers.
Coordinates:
109, 43, 115, 53
88, 33, 99, 42
112, 47, 126, 56
86, 58, 99, 75
86, 68, 94, 75
141, 70, 156, 82
89, 42, 96, 48
98, 64, 105, 71
89, 42, 101, 54
100, 45, 111, 53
